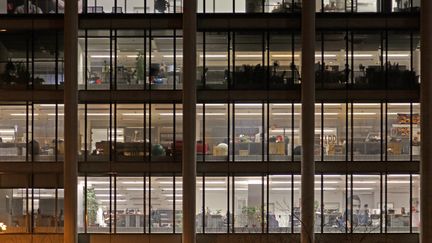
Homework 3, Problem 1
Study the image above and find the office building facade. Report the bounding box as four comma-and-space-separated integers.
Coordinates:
0, 0, 430, 242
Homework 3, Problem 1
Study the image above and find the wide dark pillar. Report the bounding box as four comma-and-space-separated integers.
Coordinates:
182, 0, 197, 241
301, 0, 315, 243
420, 0, 432, 242
63, 0, 78, 242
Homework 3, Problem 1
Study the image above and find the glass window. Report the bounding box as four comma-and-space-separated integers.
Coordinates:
293, 175, 301, 233
315, 104, 322, 160
323, 174, 346, 233
86, 0, 114, 13
233, 32, 265, 89
33, 32, 59, 88
293, 104, 301, 161
352, 103, 382, 161
266, 0, 301, 12
323, 0, 346, 12
150, 104, 174, 161
392, 0, 411, 12
269, 103, 292, 161
323, 103, 346, 161
195, 176, 203, 233
203, 104, 229, 162
203, 0, 232, 12
86, 177, 112, 233
116, 34, 146, 90
387, 32, 417, 89
351, 33, 383, 89
85, 104, 112, 162
123, 0, 145, 13
387, 103, 411, 161
87, 33, 112, 90
116, 177, 145, 233
386, 174, 410, 233
0, 105, 28, 162
150, 177, 174, 233
150, 31, 176, 90
201, 32, 229, 89
234, 103, 263, 162
0, 32, 30, 88
174, 176, 182, 233
33, 104, 57, 162
269, 32, 300, 89
315, 175, 322, 232
412, 174, 420, 232
351, 174, 381, 233
268, 175, 291, 233
78, 177, 85, 233
321, 32, 347, 89
234, 176, 263, 233
204, 176, 228, 233
412, 103, 420, 161
0, 188, 29, 233
116, 104, 146, 162
33, 188, 57, 233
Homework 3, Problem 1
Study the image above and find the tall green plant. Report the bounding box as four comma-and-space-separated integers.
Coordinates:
86, 188, 99, 226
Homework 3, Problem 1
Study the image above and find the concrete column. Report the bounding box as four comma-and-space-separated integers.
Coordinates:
301, 0, 315, 243
182, 0, 197, 241
420, 0, 432, 242
64, 0, 78, 242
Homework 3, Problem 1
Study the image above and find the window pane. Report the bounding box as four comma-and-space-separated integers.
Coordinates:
233, 33, 265, 89
234, 103, 263, 161
33, 104, 56, 162
151, 31, 175, 90
386, 174, 410, 233
352, 103, 382, 161
87, 36, 111, 90
116, 36, 146, 90
87, 177, 111, 233
150, 177, 173, 233
0, 188, 28, 232
86, 104, 112, 162
323, 175, 346, 233
33, 188, 57, 233
234, 176, 263, 233
412, 103, 420, 161
352, 174, 381, 233
202, 32, 229, 89
0, 105, 28, 161
323, 103, 346, 161
269, 103, 292, 161
116, 177, 144, 233
116, 104, 146, 162
268, 175, 291, 233
412, 174, 420, 232
150, 104, 174, 161
387, 103, 411, 161
204, 176, 228, 233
